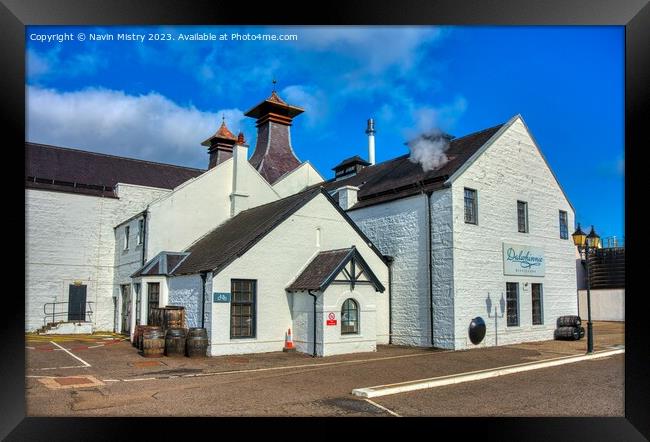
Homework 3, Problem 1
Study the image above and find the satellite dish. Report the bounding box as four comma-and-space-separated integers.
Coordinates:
469, 317, 486, 345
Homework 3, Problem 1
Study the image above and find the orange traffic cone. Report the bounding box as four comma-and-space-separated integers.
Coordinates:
283, 328, 295, 352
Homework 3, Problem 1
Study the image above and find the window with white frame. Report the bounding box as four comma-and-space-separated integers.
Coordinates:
559, 210, 569, 239
124, 226, 130, 250
341, 298, 359, 334
464, 188, 478, 224
137, 219, 144, 245
517, 201, 529, 233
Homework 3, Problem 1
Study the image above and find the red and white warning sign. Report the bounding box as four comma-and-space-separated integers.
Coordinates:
326, 312, 337, 326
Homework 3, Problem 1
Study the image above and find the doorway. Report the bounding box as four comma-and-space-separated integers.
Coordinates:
121, 284, 131, 334
68, 284, 87, 321
147, 282, 160, 324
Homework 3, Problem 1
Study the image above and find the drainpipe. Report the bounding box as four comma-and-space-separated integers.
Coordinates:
141, 209, 148, 266
200, 272, 207, 328
307, 290, 318, 357
384, 255, 394, 345
419, 180, 435, 349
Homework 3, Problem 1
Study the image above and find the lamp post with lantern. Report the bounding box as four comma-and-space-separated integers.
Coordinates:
572, 223, 601, 354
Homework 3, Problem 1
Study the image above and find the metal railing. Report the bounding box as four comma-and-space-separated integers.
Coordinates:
43, 301, 94, 326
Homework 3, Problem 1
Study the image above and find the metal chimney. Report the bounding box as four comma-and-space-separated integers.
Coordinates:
366, 118, 376, 166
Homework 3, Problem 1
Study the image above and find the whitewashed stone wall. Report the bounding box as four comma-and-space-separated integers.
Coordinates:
348, 195, 431, 347
25, 183, 169, 332
208, 193, 389, 356
168, 274, 204, 328
450, 117, 577, 349
429, 189, 455, 349
320, 286, 377, 356
291, 290, 322, 355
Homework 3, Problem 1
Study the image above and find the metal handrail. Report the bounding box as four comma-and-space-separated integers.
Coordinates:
43, 301, 94, 326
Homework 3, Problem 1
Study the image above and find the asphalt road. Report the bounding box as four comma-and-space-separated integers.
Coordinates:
26, 351, 623, 417
25, 322, 624, 417
372, 354, 624, 417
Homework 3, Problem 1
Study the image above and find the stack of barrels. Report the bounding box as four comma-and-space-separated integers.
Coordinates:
554, 315, 585, 340
131, 306, 209, 358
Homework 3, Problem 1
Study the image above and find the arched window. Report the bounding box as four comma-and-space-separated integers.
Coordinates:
341, 298, 359, 335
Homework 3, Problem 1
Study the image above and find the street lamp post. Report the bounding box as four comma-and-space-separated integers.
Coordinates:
572, 224, 601, 354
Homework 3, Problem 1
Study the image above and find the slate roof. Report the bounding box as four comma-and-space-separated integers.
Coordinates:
332, 155, 371, 171
173, 186, 389, 276
321, 123, 505, 209
26, 142, 205, 197
287, 247, 385, 293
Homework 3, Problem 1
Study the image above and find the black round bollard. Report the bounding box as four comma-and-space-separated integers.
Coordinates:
469, 317, 486, 345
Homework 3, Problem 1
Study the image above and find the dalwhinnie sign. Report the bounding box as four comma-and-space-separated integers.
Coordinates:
503, 243, 545, 276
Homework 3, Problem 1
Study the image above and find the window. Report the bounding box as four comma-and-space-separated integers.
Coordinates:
341, 298, 359, 334
531, 283, 543, 325
124, 226, 130, 250
147, 282, 159, 324
231, 279, 256, 338
506, 282, 519, 327
134, 283, 141, 326
559, 210, 568, 239
137, 219, 144, 245
464, 188, 478, 224
517, 201, 528, 233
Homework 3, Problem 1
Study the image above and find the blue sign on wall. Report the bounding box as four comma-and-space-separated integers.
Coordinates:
213, 292, 231, 303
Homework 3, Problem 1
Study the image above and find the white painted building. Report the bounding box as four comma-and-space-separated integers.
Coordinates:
325, 115, 578, 350
26, 90, 579, 356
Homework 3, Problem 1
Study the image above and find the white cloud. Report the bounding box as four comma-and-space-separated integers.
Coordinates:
281, 85, 328, 128
296, 27, 445, 74
27, 47, 108, 79
26, 86, 245, 168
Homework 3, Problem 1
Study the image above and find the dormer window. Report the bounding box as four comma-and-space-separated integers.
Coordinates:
332, 155, 371, 180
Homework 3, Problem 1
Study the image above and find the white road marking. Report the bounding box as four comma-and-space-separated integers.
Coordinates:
123, 377, 157, 382
364, 399, 401, 417
352, 348, 625, 398
50, 341, 91, 367
30, 365, 87, 371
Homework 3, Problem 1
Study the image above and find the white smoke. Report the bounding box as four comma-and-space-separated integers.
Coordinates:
407, 130, 451, 172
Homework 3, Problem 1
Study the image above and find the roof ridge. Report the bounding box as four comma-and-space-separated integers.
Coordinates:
319, 247, 354, 254
25, 142, 206, 172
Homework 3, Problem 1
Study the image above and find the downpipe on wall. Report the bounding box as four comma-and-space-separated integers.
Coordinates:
384, 255, 394, 345
200, 272, 207, 329
418, 180, 436, 349
308, 290, 318, 357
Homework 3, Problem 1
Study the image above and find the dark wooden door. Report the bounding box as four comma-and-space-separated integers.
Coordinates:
68, 285, 87, 321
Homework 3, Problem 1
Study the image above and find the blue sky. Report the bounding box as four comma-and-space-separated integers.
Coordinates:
25, 25, 624, 241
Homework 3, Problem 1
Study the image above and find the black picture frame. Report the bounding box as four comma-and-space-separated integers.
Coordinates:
4, 0, 647, 439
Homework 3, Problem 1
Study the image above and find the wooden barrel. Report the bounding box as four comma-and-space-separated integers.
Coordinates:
142, 327, 165, 357
139, 325, 162, 350
162, 306, 185, 330
554, 326, 580, 341
186, 328, 208, 357
165, 328, 187, 357
132, 325, 145, 347
187, 327, 208, 338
